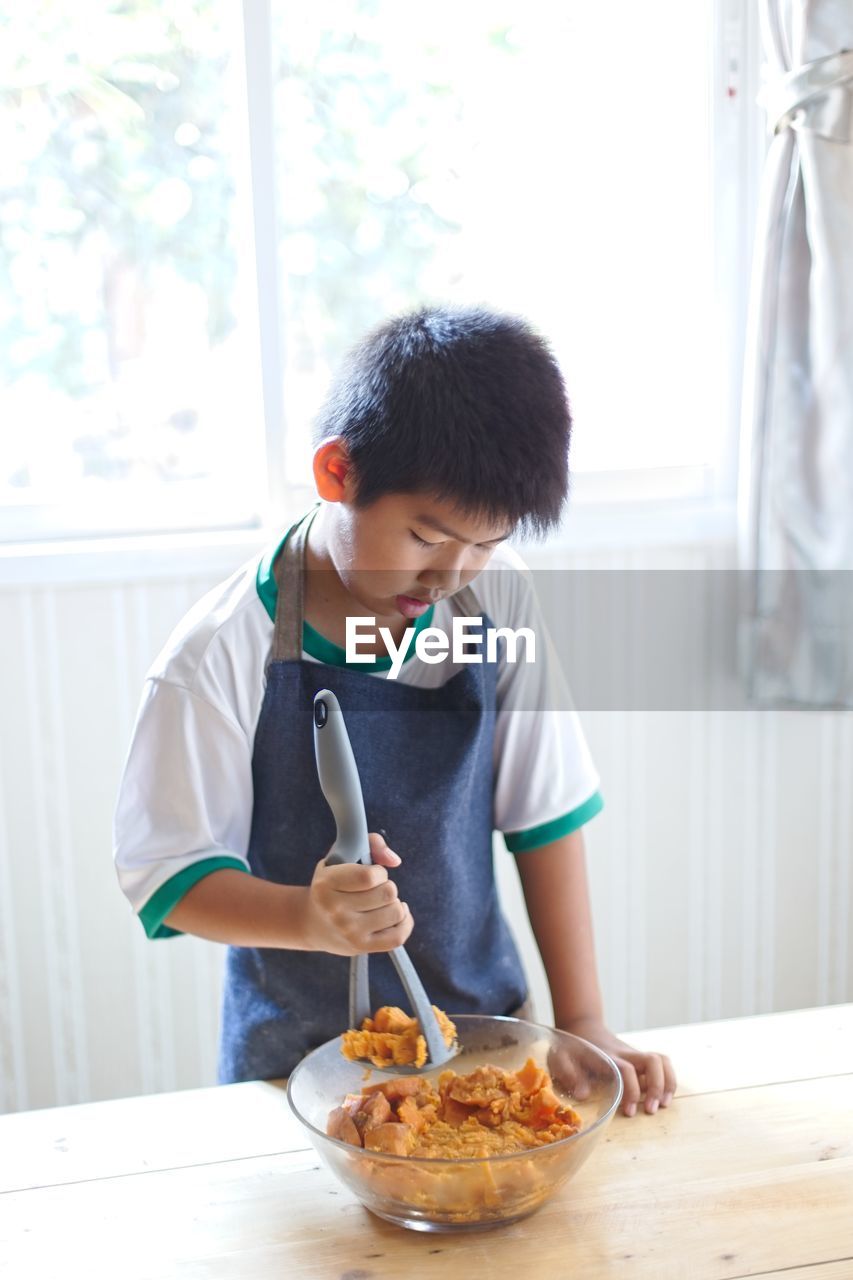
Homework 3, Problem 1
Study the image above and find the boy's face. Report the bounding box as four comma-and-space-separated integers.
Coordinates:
323, 492, 512, 622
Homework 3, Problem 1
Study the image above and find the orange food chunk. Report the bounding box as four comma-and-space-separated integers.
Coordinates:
371, 1006, 414, 1034
514, 1057, 547, 1094
446, 1064, 511, 1108
352, 1090, 392, 1134
397, 1095, 429, 1133
325, 1106, 361, 1147
340, 1005, 457, 1069
441, 1095, 475, 1128
363, 1075, 428, 1101
363, 1122, 417, 1156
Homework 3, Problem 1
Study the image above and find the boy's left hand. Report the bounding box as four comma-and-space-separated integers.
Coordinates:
557, 1017, 676, 1117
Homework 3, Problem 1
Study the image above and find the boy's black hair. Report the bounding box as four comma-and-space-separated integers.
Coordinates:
314, 305, 571, 537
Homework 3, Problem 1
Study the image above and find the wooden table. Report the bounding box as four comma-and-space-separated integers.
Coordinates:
1, 1005, 852, 1279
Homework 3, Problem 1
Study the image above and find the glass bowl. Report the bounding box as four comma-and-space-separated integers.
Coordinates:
286, 1014, 623, 1232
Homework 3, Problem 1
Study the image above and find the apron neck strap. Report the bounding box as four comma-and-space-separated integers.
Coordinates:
270, 504, 321, 663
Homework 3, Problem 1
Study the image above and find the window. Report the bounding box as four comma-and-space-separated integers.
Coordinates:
1, 3, 264, 540
2, 2, 760, 543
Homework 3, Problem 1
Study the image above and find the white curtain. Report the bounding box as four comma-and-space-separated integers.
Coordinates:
739, 0, 853, 706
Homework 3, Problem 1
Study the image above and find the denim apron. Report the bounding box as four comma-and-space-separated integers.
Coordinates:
218, 506, 529, 1082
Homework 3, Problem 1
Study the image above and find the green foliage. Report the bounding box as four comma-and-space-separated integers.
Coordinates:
0, 1, 237, 396
272, 1, 507, 371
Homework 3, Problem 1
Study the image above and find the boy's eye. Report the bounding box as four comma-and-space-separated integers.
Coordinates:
410, 530, 496, 552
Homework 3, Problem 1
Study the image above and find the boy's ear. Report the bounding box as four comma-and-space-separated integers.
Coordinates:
313, 439, 356, 502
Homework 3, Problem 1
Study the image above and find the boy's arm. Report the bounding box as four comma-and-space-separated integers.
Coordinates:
114, 678, 412, 956
163, 834, 413, 954
163, 870, 312, 947
514, 828, 677, 1116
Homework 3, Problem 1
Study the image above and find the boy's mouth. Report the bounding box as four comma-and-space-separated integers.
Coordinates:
395, 594, 434, 619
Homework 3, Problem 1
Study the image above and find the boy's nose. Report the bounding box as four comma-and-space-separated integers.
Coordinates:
418, 568, 462, 594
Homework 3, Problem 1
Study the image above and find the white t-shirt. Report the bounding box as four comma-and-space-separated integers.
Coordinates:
113, 525, 603, 938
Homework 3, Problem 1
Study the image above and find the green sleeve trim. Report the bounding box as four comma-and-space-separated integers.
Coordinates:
503, 791, 604, 853
256, 512, 435, 670
138, 857, 250, 939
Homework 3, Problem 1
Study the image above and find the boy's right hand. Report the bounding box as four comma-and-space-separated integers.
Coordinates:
301, 832, 414, 956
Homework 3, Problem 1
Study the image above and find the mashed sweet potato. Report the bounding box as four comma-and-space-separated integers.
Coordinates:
327, 1056, 582, 1159
340, 1004, 457, 1069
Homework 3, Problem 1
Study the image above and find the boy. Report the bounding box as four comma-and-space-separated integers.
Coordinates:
114, 305, 676, 1116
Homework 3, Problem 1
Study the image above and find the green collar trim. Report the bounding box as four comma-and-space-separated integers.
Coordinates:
256, 520, 435, 671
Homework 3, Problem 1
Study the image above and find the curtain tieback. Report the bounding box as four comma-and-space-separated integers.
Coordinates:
761, 49, 853, 142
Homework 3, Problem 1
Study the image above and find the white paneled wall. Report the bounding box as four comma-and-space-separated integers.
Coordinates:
1, 538, 851, 1113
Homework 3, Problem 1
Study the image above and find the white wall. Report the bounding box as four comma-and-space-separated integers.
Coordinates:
1, 534, 851, 1113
